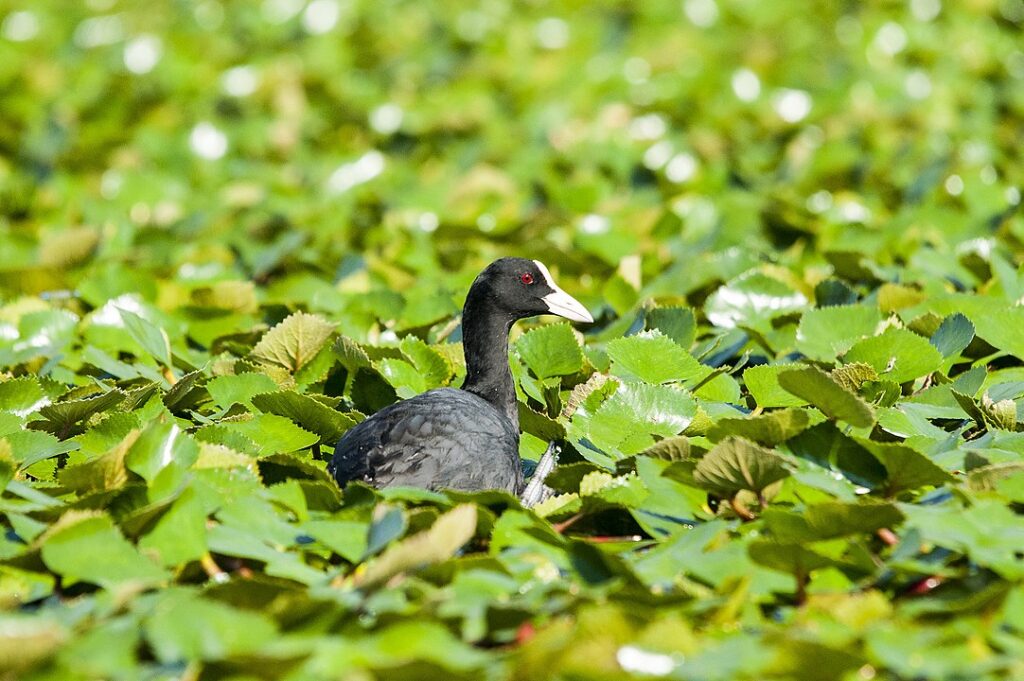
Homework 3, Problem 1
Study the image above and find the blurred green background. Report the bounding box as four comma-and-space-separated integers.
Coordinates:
2, 0, 1021, 311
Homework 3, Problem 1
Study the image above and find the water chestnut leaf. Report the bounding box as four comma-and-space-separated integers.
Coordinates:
606, 331, 709, 385
206, 372, 279, 410
39, 511, 167, 588
744, 363, 810, 408
778, 367, 875, 427
515, 323, 584, 380
762, 502, 903, 542
354, 504, 477, 588
930, 313, 975, 358
120, 310, 173, 369
251, 390, 359, 443
796, 305, 882, 362
693, 437, 792, 498
842, 328, 943, 384
644, 306, 696, 349
251, 312, 336, 373
707, 408, 812, 445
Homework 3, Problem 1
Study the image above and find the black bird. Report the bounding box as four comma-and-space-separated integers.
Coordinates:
329, 257, 593, 494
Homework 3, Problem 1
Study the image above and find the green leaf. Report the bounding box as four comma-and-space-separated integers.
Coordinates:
748, 540, 838, 575
161, 370, 208, 413
138, 488, 207, 567
0, 441, 14, 492
705, 271, 807, 332
693, 437, 792, 497
957, 301, 1024, 360
842, 328, 943, 383
302, 519, 368, 562
638, 436, 691, 461
795, 304, 882, 362
707, 408, 812, 445
145, 589, 279, 663
762, 502, 903, 541
375, 357, 427, 398
32, 389, 127, 437
515, 323, 584, 379
831, 362, 879, 392
606, 330, 709, 384
125, 422, 199, 484
778, 367, 875, 427
786, 422, 887, 490
354, 504, 477, 588
250, 312, 336, 372
581, 382, 697, 459
929, 313, 975, 358
5, 429, 78, 469
854, 438, 954, 494
644, 306, 696, 348
310, 620, 489, 672
743, 363, 810, 408
120, 309, 173, 368
0, 377, 48, 416
251, 390, 358, 442
400, 336, 453, 387
40, 512, 167, 588
900, 500, 1024, 579
0, 613, 68, 674
518, 402, 566, 441
220, 414, 319, 455
206, 372, 279, 410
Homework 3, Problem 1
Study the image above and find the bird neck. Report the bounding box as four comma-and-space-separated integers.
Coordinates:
460, 300, 519, 430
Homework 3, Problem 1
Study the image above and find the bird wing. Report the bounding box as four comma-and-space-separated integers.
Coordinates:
330, 389, 521, 492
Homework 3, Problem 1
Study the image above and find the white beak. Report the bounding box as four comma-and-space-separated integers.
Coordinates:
534, 260, 594, 323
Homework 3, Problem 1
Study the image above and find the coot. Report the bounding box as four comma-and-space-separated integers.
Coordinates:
329, 257, 592, 494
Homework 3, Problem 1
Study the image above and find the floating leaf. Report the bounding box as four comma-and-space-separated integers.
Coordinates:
515, 323, 584, 379
930, 313, 975, 358
854, 438, 954, 494
842, 328, 943, 383
120, 309, 173, 368
354, 504, 477, 588
638, 436, 691, 461
707, 408, 812, 445
145, 589, 278, 663
744, 363, 809, 408
778, 367, 875, 427
606, 331, 708, 384
32, 389, 127, 438
251, 390, 358, 442
795, 305, 882, 362
219, 414, 319, 455
705, 272, 808, 332
645, 306, 696, 348
581, 382, 697, 460
138, 488, 207, 567
830, 362, 878, 393
251, 312, 336, 372
693, 437, 792, 497
787, 422, 887, 491
762, 502, 903, 542
39, 512, 167, 588
0, 377, 49, 416
400, 336, 453, 387
748, 540, 838, 576
206, 372, 279, 410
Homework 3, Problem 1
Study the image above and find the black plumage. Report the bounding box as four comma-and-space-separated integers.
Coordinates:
329, 257, 592, 494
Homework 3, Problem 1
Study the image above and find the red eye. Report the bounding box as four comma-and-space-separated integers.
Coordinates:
520, 273, 534, 285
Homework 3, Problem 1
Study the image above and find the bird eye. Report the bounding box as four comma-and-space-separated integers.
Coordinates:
520, 273, 534, 285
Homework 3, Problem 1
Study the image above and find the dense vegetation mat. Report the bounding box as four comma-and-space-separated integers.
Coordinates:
1, 1, 1024, 679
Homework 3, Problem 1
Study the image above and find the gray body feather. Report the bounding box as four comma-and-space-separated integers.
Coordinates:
329, 388, 524, 494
